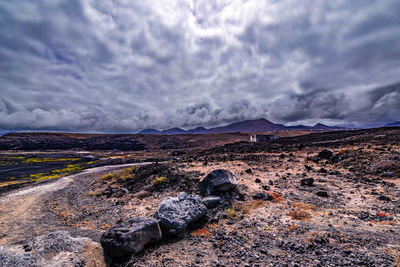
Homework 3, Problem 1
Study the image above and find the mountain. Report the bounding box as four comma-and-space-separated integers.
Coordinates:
206, 118, 286, 133
186, 127, 209, 134
385, 121, 400, 127
160, 127, 186, 135
311, 123, 347, 130
137, 118, 347, 134
137, 129, 161, 134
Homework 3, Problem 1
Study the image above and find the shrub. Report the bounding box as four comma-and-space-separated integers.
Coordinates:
191, 227, 211, 238
270, 192, 284, 202
154, 176, 167, 185
287, 210, 311, 221
226, 208, 236, 219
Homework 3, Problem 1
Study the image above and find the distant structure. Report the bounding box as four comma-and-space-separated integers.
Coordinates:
249, 134, 277, 142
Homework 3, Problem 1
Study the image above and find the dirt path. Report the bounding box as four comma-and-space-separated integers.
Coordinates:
0, 162, 153, 246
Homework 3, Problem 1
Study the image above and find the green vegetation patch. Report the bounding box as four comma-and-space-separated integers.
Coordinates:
23, 157, 80, 163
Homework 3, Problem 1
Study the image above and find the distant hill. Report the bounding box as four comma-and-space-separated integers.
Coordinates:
385, 121, 400, 127
137, 129, 161, 134
137, 118, 347, 134
160, 128, 186, 135
207, 118, 286, 133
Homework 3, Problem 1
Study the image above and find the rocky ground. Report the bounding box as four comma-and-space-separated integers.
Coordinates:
0, 127, 399, 266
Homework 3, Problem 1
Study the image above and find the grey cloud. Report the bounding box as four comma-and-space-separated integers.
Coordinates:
1, 0, 400, 132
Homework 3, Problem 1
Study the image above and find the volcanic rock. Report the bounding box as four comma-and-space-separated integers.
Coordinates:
101, 217, 162, 259
300, 178, 314, 186
202, 196, 221, 209
155, 193, 207, 235
198, 169, 238, 195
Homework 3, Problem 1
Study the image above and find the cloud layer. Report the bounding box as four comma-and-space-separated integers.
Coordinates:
1, 0, 400, 132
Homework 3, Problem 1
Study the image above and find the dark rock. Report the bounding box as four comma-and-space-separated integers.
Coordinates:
171, 150, 183, 156
245, 168, 252, 174
318, 168, 328, 173
255, 178, 261, 183
381, 172, 394, 178
101, 217, 162, 259
202, 196, 221, 209
23, 244, 32, 252
155, 193, 207, 235
252, 192, 273, 201
198, 169, 238, 195
300, 178, 314, 186
378, 195, 391, 201
318, 149, 333, 159
262, 185, 270, 190
316, 191, 329, 197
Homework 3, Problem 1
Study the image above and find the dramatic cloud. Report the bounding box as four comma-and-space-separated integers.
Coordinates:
1, 0, 400, 132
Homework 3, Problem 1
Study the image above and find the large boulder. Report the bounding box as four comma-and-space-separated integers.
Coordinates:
198, 169, 238, 196
101, 217, 162, 259
155, 192, 207, 235
0, 231, 105, 267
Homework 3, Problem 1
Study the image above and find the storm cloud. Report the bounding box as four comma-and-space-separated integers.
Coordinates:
1, 0, 399, 132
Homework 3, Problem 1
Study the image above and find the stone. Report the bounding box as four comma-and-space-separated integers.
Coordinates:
381, 172, 394, 178
318, 149, 333, 159
155, 193, 207, 235
101, 217, 162, 259
202, 196, 221, 209
0, 231, 105, 267
252, 192, 273, 201
198, 169, 238, 195
300, 178, 314, 186
378, 195, 391, 201
255, 178, 261, 183
316, 191, 329, 197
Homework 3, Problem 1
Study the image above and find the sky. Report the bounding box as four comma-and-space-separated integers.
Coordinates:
0, 0, 400, 132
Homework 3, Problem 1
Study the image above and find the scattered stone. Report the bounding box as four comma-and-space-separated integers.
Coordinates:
381, 172, 394, 178
300, 178, 314, 186
198, 169, 238, 195
318, 149, 333, 160
245, 168, 252, 174
155, 193, 207, 235
252, 192, 273, 201
101, 217, 162, 259
202, 196, 221, 209
318, 168, 328, 174
23, 244, 32, 252
262, 185, 270, 190
255, 178, 261, 183
378, 195, 391, 202
316, 191, 329, 197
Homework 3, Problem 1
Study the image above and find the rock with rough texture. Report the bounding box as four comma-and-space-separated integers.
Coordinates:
101, 217, 162, 259
155, 193, 207, 235
300, 178, 314, 186
202, 196, 221, 209
318, 149, 333, 159
198, 169, 238, 195
252, 192, 273, 201
0, 231, 105, 267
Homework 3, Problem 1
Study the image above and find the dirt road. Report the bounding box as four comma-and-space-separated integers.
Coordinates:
0, 162, 152, 246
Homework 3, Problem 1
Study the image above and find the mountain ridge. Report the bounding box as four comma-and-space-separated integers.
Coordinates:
137, 118, 347, 135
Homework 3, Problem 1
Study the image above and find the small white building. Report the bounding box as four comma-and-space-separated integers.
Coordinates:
250, 134, 277, 142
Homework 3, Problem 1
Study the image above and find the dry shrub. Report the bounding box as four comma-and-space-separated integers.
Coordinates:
292, 202, 316, 211
270, 192, 284, 202
191, 227, 211, 238
287, 224, 299, 231
287, 210, 311, 221
235, 200, 267, 214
